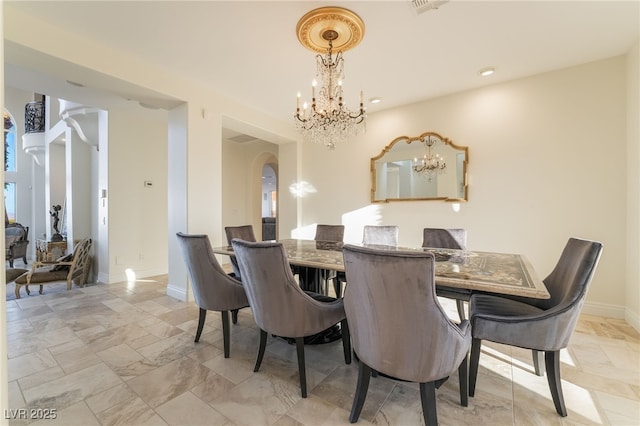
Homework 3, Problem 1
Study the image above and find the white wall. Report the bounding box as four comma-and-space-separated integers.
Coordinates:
107, 107, 169, 282
300, 56, 631, 319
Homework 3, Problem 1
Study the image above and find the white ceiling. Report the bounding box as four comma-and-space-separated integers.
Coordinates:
4, 1, 639, 132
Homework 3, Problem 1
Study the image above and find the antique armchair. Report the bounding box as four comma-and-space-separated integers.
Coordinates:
5, 223, 29, 267
14, 237, 92, 298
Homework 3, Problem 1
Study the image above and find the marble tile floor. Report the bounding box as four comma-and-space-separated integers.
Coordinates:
3, 276, 640, 426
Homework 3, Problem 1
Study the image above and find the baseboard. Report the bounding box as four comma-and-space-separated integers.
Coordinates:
96, 268, 168, 285
582, 301, 626, 319
625, 308, 640, 334
166, 283, 188, 302
580, 302, 640, 333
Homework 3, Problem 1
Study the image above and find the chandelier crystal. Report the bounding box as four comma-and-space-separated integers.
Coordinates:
413, 135, 446, 181
294, 7, 366, 150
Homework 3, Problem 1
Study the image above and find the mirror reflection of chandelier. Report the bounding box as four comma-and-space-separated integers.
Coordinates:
294, 7, 366, 150
413, 135, 447, 181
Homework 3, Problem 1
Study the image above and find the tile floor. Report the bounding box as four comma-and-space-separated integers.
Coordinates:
4, 276, 640, 425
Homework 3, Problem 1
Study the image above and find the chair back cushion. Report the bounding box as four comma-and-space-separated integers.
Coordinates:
537, 238, 603, 312
231, 239, 345, 337
5, 224, 27, 240
176, 233, 248, 312
362, 225, 399, 246
343, 244, 471, 383
224, 225, 257, 278
6, 224, 28, 255
422, 228, 467, 249
314, 224, 344, 242
224, 225, 256, 244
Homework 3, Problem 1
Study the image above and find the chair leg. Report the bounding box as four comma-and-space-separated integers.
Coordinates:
194, 308, 206, 343
349, 361, 372, 423
341, 319, 352, 364
469, 337, 481, 397
231, 309, 239, 324
221, 311, 230, 358
333, 278, 342, 298
295, 337, 307, 398
456, 300, 467, 320
419, 382, 438, 426
545, 350, 567, 417
254, 329, 268, 372
458, 353, 469, 407
532, 350, 545, 376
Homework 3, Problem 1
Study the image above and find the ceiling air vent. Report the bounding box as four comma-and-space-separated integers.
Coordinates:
411, 0, 449, 15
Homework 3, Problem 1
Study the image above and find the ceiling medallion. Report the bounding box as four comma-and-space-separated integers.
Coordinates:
294, 7, 367, 150
296, 7, 365, 54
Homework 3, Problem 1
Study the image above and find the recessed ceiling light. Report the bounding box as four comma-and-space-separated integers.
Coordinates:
369, 97, 382, 104
478, 67, 495, 77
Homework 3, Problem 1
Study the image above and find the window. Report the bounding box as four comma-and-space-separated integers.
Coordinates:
4, 182, 16, 223
4, 110, 17, 223
4, 110, 16, 172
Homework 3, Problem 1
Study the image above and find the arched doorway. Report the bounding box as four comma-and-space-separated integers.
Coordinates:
261, 163, 277, 240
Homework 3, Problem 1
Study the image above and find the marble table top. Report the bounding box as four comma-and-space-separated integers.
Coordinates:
213, 238, 549, 300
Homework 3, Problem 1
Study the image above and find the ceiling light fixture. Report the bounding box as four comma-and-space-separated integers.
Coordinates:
369, 97, 382, 104
413, 134, 446, 181
478, 67, 495, 77
294, 7, 366, 150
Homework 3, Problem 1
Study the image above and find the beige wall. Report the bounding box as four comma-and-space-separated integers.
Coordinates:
222, 138, 278, 240
300, 56, 632, 321
627, 41, 640, 327
107, 108, 169, 282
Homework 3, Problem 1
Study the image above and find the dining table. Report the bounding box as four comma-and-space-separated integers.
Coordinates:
212, 238, 550, 300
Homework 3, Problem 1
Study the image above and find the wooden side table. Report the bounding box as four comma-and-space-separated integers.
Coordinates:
36, 239, 68, 262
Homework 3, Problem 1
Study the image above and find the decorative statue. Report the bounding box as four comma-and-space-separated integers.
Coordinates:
50, 204, 63, 241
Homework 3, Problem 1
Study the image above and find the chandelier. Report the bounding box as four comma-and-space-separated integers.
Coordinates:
413, 135, 446, 180
294, 7, 366, 150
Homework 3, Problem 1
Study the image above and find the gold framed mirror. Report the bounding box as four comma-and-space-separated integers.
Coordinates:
371, 131, 468, 203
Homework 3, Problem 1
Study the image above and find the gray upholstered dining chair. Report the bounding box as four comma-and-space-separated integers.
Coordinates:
176, 233, 249, 358
422, 228, 470, 321
224, 225, 257, 280
343, 244, 471, 425
468, 237, 603, 417
230, 238, 352, 398
314, 224, 345, 242
314, 224, 345, 295
362, 225, 399, 246
333, 224, 400, 298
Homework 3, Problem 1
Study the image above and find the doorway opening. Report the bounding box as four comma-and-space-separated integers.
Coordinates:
261, 163, 277, 240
